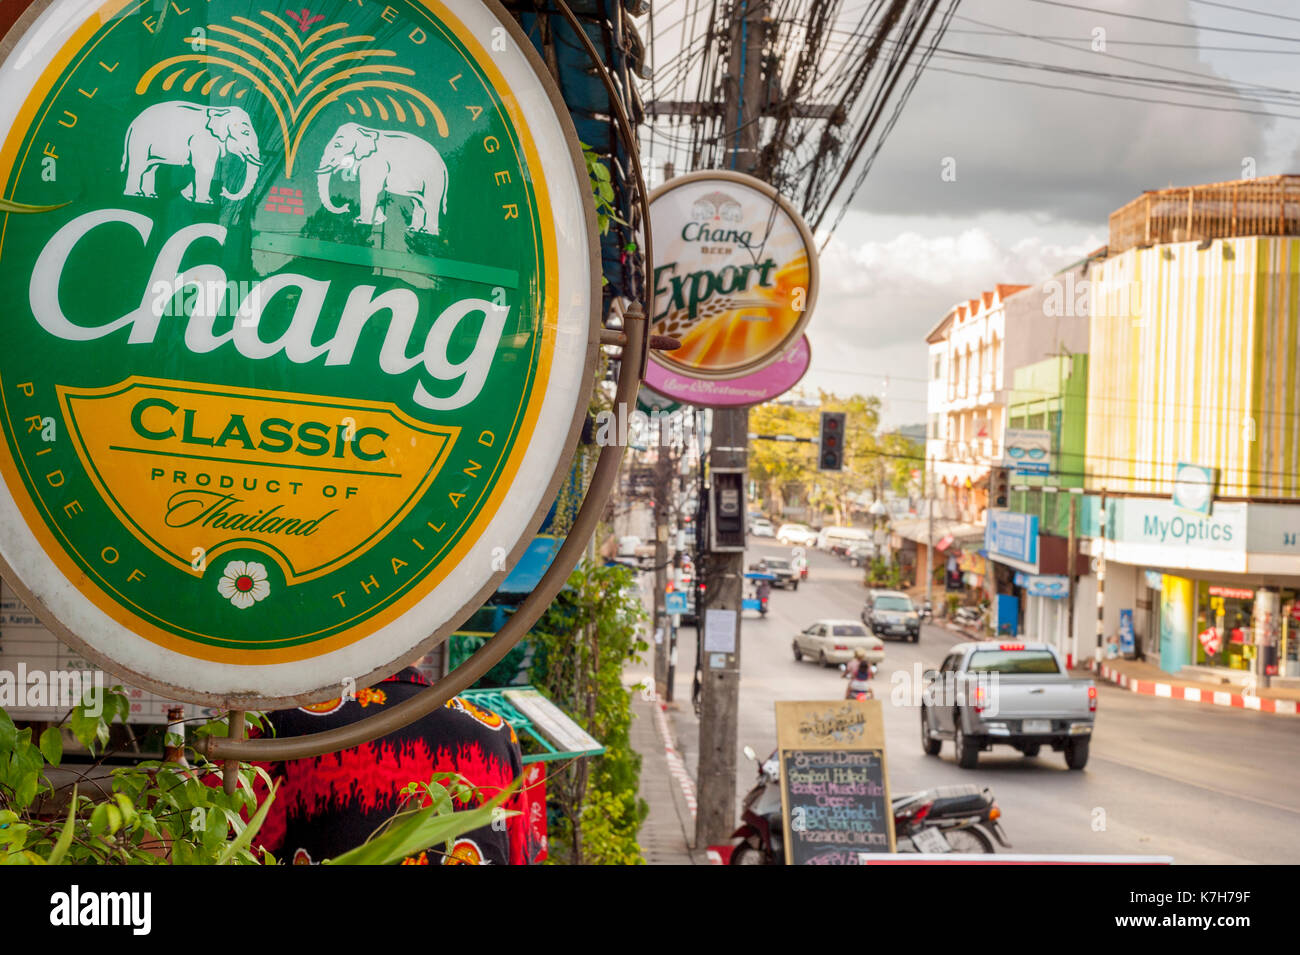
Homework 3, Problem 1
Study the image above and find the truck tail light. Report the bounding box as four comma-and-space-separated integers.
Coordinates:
973, 685, 987, 714
999, 643, 1024, 651
1088, 685, 1098, 712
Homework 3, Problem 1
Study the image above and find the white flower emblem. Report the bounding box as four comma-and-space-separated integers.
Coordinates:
217, 560, 270, 609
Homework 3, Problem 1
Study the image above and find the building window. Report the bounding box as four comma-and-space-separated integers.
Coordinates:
932, 354, 942, 380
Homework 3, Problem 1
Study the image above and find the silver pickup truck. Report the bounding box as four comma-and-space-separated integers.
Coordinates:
921, 642, 1096, 770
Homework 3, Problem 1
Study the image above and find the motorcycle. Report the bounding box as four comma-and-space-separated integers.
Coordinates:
730, 746, 785, 865
953, 604, 988, 630
894, 785, 1010, 853
839, 661, 877, 700
919, 599, 933, 623
728, 750, 1009, 863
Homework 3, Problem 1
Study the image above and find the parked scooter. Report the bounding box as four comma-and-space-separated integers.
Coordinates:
730, 747, 784, 865
893, 785, 1010, 853
953, 603, 987, 629
728, 749, 1009, 863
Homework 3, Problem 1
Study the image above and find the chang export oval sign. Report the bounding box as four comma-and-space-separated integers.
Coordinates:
0, 0, 597, 705
650, 170, 818, 381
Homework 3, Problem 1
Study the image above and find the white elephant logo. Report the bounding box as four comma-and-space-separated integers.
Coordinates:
316, 123, 449, 235
122, 101, 263, 204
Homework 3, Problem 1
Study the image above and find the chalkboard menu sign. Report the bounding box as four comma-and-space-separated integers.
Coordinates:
774, 700, 895, 864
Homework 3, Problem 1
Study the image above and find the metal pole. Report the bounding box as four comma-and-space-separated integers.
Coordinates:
924, 467, 933, 616
694, 0, 766, 851
222, 710, 245, 795
653, 430, 670, 699
1067, 491, 1077, 668
1095, 487, 1107, 664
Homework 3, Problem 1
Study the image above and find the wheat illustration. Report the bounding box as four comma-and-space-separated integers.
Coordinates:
135, 11, 449, 175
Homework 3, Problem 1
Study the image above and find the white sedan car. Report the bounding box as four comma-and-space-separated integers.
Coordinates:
792, 619, 885, 668
777, 523, 819, 546
750, 518, 775, 537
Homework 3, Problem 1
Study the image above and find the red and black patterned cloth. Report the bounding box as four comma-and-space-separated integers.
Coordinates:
251, 667, 542, 865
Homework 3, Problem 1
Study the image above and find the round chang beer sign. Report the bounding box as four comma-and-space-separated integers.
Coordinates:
649, 170, 818, 382
0, 0, 598, 705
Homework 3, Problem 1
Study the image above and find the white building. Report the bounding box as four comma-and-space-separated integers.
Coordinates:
924, 284, 1026, 523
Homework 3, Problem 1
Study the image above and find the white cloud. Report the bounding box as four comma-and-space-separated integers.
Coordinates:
801, 224, 1102, 425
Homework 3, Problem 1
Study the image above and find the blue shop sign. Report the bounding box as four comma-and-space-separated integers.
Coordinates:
986, 510, 1039, 566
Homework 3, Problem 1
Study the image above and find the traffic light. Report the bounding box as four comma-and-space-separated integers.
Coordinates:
819, 411, 846, 471
990, 466, 1010, 509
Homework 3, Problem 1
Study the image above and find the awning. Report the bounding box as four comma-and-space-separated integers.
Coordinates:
459, 686, 605, 763
496, 535, 562, 596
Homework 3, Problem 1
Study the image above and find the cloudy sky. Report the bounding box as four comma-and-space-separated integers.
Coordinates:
647, 0, 1300, 426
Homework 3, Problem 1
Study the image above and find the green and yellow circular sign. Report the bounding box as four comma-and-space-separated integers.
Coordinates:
0, 0, 598, 705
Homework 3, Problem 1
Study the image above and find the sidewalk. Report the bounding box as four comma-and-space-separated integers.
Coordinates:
1083, 656, 1300, 717
627, 686, 703, 864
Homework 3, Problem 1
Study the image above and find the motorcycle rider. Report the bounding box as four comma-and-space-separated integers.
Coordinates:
844, 647, 875, 699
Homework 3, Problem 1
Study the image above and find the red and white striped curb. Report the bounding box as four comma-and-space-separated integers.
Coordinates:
652, 701, 698, 820
1090, 661, 1300, 717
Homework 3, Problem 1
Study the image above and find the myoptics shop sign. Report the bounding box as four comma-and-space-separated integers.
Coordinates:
648, 170, 818, 393
1104, 499, 1248, 573
0, 0, 597, 705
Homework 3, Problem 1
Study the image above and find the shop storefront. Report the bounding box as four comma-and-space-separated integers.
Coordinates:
984, 509, 1084, 651
1015, 572, 1070, 661
1093, 497, 1300, 680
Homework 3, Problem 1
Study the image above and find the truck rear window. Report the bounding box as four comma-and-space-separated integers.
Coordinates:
967, 650, 1061, 674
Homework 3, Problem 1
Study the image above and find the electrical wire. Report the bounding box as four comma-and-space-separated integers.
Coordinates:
1023, 0, 1300, 43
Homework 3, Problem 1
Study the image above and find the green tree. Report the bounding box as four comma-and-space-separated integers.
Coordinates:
747, 393, 922, 525
532, 559, 649, 864
748, 401, 817, 515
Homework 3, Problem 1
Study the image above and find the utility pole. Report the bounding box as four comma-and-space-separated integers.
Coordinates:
924, 466, 934, 615
1066, 489, 1077, 669
695, 0, 768, 850
652, 431, 670, 700
1095, 487, 1107, 664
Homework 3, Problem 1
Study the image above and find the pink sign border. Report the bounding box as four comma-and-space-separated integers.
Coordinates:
645, 336, 811, 408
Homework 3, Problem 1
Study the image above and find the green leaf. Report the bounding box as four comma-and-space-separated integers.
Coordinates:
46, 788, 78, 865
0, 708, 16, 753
67, 704, 99, 753
214, 780, 277, 865
89, 802, 110, 836
113, 793, 135, 827
14, 770, 38, 809
38, 727, 62, 767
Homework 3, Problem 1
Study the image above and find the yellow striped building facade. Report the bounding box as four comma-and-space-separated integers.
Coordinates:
1087, 236, 1300, 500
1085, 234, 1300, 680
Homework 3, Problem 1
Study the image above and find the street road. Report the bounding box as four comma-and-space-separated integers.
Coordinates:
659, 539, 1298, 864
